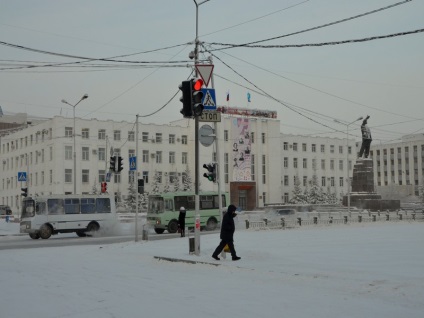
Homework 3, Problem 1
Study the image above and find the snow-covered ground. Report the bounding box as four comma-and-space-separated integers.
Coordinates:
1, 219, 423, 318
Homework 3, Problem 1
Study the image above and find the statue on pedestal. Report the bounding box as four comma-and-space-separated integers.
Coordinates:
359, 115, 372, 159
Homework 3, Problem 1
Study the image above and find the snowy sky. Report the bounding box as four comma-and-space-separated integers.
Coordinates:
1, 220, 423, 318
0, 0, 423, 143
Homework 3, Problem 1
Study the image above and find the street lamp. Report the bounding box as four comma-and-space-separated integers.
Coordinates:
61, 94, 89, 194
334, 116, 363, 215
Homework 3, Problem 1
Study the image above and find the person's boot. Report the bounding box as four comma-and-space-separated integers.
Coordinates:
212, 254, 220, 260
232, 256, 241, 261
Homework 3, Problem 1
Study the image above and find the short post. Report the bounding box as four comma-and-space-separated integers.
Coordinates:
281, 217, 285, 228
372, 215, 376, 222
297, 217, 302, 226
399, 213, 403, 220
344, 216, 348, 224
386, 214, 390, 221
142, 224, 149, 241
412, 213, 416, 220
329, 216, 333, 224
245, 219, 250, 229
358, 215, 362, 223
313, 216, 318, 224
263, 218, 268, 226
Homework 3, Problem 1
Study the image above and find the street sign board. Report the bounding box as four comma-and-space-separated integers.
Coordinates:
199, 111, 221, 122
18, 172, 27, 182
201, 88, 216, 110
129, 156, 137, 171
195, 64, 214, 87
199, 124, 215, 147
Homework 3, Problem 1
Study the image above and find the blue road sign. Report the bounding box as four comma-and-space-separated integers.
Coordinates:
18, 172, 27, 182
129, 156, 137, 171
201, 88, 216, 110
106, 172, 111, 182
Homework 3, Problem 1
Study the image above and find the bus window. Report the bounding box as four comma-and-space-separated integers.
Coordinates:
36, 202, 47, 215
200, 195, 214, 209
96, 198, 111, 213
64, 199, 80, 214
48, 199, 64, 214
81, 198, 96, 214
164, 199, 174, 211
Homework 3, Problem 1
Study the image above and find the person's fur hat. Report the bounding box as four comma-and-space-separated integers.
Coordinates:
227, 204, 237, 214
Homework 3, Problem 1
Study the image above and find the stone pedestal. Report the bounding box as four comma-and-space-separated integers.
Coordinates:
343, 159, 400, 211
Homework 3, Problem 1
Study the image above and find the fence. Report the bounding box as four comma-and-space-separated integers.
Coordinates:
244, 210, 424, 230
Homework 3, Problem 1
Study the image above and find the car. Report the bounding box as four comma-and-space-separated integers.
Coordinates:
0, 205, 12, 217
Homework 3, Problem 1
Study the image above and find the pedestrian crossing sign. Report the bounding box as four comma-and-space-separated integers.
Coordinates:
201, 88, 216, 110
18, 172, 27, 182
129, 156, 136, 171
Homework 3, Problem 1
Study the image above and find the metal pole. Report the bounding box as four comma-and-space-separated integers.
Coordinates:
346, 124, 350, 215
73, 106, 76, 194
135, 115, 139, 242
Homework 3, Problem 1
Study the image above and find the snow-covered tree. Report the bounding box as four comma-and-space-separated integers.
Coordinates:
151, 170, 161, 194
419, 185, 424, 203
163, 173, 171, 193
91, 179, 98, 194
124, 182, 138, 212
173, 172, 181, 192
182, 165, 193, 191
289, 175, 306, 204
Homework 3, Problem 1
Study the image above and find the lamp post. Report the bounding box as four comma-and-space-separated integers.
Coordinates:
334, 116, 363, 214
61, 94, 88, 194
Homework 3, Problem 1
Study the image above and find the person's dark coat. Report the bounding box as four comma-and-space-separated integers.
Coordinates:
178, 208, 186, 229
220, 204, 237, 242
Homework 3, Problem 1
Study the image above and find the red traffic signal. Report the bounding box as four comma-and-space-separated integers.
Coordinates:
193, 78, 203, 91
192, 78, 204, 117
101, 182, 107, 193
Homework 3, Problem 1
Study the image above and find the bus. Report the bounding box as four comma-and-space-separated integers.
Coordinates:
20, 194, 117, 239
147, 191, 228, 234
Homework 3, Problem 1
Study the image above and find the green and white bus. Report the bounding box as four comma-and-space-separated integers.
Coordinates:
147, 191, 228, 234
20, 194, 117, 239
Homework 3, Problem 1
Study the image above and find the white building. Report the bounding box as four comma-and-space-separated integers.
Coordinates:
0, 111, 364, 212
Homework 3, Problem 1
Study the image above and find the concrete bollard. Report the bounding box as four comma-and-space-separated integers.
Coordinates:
386, 214, 390, 221
399, 214, 403, 220
372, 215, 376, 222
142, 225, 149, 241
297, 217, 302, 226
313, 217, 318, 224
358, 215, 362, 223
344, 216, 348, 224
245, 220, 250, 229
281, 218, 285, 228
329, 216, 333, 224
263, 218, 268, 226
412, 213, 416, 220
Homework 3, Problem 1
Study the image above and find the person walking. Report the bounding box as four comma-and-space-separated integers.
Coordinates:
359, 115, 372, 158
212, 204, 241, 261
178, 206, 186, 237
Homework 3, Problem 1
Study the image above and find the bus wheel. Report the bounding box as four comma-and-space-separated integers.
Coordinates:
206, 217, 218, 231
86, 222, 100, 236
167, 220, 179, 234
39, 225, 52, 239
29, 233, 40, 239
154, 229, 165, 234
76, 230, 87, 237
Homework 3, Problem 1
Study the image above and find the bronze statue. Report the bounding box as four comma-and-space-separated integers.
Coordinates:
359, 115, 372, 158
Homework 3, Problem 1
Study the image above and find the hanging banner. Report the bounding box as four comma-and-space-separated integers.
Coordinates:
232, 118, 251, 181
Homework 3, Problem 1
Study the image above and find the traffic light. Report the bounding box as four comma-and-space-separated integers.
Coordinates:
179, 80, 193, 118
110, 156, 116, 172
138, 179, 144, 194
117, 156, 124, 172
101, 182, 107, 193
192, 78, 204, 117
203, 163, 216, 182
21, 187, 28, 197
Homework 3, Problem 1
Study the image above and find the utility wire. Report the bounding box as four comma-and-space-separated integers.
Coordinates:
206, 0, 413, 50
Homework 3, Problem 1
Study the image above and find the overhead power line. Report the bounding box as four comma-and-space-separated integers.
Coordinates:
206, 0, 413, 50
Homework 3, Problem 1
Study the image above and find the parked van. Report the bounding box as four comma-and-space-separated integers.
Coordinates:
0, 205, 12, 217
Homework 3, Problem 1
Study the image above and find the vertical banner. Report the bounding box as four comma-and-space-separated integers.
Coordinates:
232, 118, 251, 181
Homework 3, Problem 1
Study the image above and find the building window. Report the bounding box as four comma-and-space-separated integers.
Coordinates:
181, 135, 188, 145
82, 128, 89, 139
283, 157, 288, 168
156, 133, 162, 143
169, 152, 175, 164
157, 172, 162, 184
262, 155, 266, 184
302, 143, 307, 152
224, 130, 228, 142
330, 160, 335, 170
114, 173, 121, 183
339, 146, 343, 154
339, 160, 343, 170
339, 177, 344, 187
330, 177, 335, 186
65, 169, 72, 183
98, 129, 106, 140
262, 133, 266, 144
293, 143, 298, 151
321, 159, 325, 170
283, 142, 288, 150
303, 158, 307, 169
99, 170, 106, 183
312, 144, 316, 152
284, 175, 289, 186
142, 132, 149, 142
182, 152, 188, 164
65, 127, 73, 138
143, 171, 149, 184
348, 146, 352, 154
321, 177, 326, 187
128, 149, 135, 158
156, 151, 162, 164
82, 169, 89, 183
114, 130, 121, 141
225, 153, 229, 183
303, 176, 307, 186
284, 193, 289, 203
65, 146, 72, 160
251, 154, 255, 182
82, 147, 89, 161
49, 170, 53, 184
142, 150, 149, 163
169, 134, 175, 144
128, 131, 135, 142
169, 172, 177, 183
293, 158, 298, 168
251, 132, 255, 144
321, 145, 325, 153
98, 148, 105, 161
330, 145, 335, 153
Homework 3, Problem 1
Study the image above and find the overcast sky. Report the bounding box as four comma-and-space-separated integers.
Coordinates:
1, 0, 423, 143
